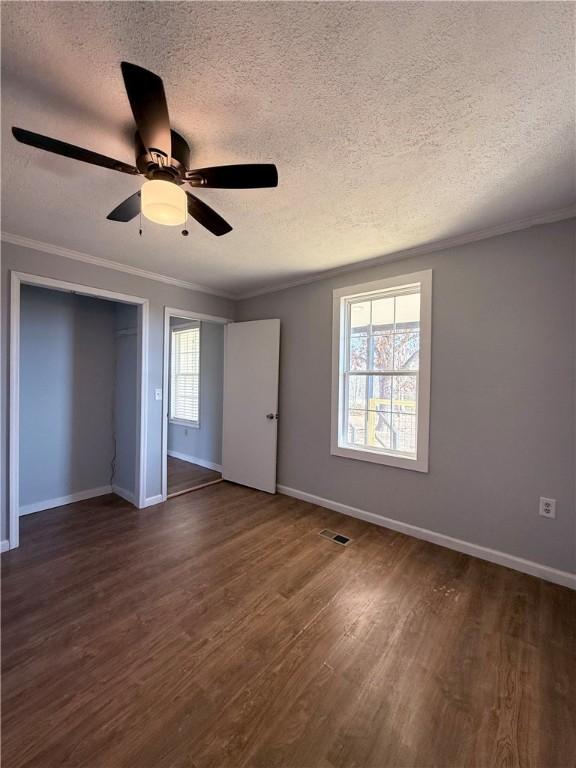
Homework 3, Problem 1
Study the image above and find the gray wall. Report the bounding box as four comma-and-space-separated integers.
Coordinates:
2, 221, 575, 574
167, 318, 224, 466
238, 219, 576, 573
114, 303, 139, 497
1, 241, 236, 539
19, 285, 116, 507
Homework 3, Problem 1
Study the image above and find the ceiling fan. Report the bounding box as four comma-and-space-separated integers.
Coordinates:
12, 62, 278, 236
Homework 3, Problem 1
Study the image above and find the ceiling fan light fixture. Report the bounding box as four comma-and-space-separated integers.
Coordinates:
13, 63, 278, 236
141, 179, 186, 226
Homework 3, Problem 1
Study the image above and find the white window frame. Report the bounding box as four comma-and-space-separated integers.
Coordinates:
331, 269, 432, 472
169, 322, 201, 428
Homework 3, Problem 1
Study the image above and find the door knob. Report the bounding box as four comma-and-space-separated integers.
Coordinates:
266, 413, 274, 419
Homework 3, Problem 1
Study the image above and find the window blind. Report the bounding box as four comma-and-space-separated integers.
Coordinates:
170, 325, 200, 424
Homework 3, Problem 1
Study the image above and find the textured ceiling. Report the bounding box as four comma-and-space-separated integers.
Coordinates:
2, 1, 575, 296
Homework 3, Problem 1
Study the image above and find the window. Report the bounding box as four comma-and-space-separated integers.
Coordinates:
170, 324, 200, 426
331, 270, 431, 472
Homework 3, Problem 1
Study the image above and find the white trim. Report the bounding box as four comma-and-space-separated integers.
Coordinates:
237, 205, 576, 299
112, 486, 137, 505
9, 272, 20, 548
136, 301, 149, 509
19, 486, 113, 516
11, 272, 151, 305
1, 232, 234, 299
0, 249, 2, 555
169, 418, 200, 429
277, 485, 576, 590
164, 306, 233, 326
141, 494, 164, 508
167, 450, 222, 473
8, 271, 149, 549
161, 307, 232, 501
331, 270, 431, 473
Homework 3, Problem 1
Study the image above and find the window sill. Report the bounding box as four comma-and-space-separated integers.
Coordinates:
169, 419, 200, 429
331, 443, 428, 473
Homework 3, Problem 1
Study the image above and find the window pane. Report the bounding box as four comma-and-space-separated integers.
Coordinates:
394, 331, 419, 370
343, 377, 418, 457
390, 413, 417, 454
346, 409, 367, 445
348, 375, 366, 410
350, 301, 370, 331
395, 293, 420, 327
369, 410, 393, 451
371, 297, 394, 330
392, 375, 417, 414
349, 334, 368, 371
371, 333, 393, 371
367, 375, 392, 411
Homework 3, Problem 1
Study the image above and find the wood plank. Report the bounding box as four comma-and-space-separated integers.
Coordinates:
167, 456, 221, 496
2, 483, 574, 768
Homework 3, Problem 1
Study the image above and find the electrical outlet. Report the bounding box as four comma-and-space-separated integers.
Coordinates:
539, 497, 556, 519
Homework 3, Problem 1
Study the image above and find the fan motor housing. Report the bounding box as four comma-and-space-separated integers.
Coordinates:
135, 129, 190, 184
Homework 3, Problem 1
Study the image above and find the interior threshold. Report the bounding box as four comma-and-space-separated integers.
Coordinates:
167, 477, 223, 499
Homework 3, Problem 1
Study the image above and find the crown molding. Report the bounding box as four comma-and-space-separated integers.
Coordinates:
236, 204, 576, 300
4, 203, 575, 303
0, 232, 235, 300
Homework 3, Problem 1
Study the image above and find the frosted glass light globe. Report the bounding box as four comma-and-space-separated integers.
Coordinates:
141, 180, 187, 226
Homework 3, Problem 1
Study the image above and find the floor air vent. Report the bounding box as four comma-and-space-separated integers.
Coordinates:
319, 529, 352, 546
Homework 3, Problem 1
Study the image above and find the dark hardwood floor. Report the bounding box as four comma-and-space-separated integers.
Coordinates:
167, 455, 222, 497
2, 484, 575, 768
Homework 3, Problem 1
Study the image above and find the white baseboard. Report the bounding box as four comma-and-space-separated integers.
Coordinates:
1, 540, 9, 553
277, 485, 576, 590
112, 486, 136, 505
167, 450, 222, 473
141, 494, 164, 508
19, 486, 113, 517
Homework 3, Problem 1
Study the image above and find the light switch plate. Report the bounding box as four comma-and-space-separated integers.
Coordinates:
154, 388, 163, 401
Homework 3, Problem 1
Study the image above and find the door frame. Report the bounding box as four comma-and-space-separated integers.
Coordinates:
161, 306, 232, 501
8, 270, 150, 549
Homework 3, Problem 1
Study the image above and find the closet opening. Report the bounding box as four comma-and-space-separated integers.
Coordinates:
8, 272, 148, 549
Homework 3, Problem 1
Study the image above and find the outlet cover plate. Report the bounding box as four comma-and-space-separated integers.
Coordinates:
539, 497, 556, 519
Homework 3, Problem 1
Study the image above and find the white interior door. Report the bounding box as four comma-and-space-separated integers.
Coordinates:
222, 319, 280, 493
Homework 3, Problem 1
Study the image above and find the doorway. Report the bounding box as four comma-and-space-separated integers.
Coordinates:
162, 307, 230, 500
8, 272, 149, 550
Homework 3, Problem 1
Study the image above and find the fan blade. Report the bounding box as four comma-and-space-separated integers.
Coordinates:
186, 192, 232, 236
121, 62, 171, 162
12, 127, 139, 175
107, 192, 141, 222
186, 164, 278, 189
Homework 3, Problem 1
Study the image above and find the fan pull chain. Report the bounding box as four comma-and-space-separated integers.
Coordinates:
181, 191, 189, 236
139, 205, 143, 237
